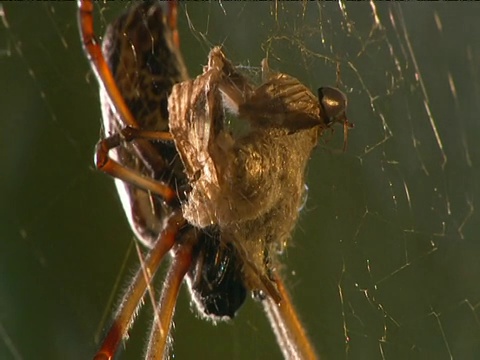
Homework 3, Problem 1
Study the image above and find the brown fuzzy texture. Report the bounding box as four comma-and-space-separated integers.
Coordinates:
169, 47, 325, 295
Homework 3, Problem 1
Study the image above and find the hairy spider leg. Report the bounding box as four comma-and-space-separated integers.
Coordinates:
145, 229, 197, 359
93, 212, 186, 360
77, 0, 174, 177
94, 131, 176, 203
263, 275, 318, 360
166, 0, 180, 49
78, 1, 190, 358
78, 0, 140, 129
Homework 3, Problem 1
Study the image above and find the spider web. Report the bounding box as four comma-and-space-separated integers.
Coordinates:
2, 2, 480, 359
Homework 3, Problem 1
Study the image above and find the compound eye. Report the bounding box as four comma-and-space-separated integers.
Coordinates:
317, 87, 347, 126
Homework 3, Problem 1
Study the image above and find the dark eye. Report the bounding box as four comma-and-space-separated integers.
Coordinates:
317, 87, 347, 126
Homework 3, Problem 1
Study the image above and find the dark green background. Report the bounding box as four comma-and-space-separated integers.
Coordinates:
2, 2, 480, 360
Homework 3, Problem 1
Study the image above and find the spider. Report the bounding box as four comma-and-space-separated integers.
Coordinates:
77, 1, 350, 359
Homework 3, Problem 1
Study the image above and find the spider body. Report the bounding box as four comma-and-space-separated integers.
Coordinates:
99, 1, 246, 321
100, 2, 187, 247
78, 0, 349, 358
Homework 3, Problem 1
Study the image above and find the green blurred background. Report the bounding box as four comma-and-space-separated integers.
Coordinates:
2, 2, 480, 359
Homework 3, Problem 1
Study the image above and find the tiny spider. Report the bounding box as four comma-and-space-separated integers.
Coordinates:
78, 1, 350, 359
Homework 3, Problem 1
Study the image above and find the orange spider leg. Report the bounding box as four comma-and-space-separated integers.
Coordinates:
167, 1, 180, 49
120, 127, 174, 143
145, 234, 196, 359
95, 134, 176, 203
78, 0, 140, 129
94, 212, 186, 360
78, 0, 181, 129
263, 275, 319, 360
78, 0, 176, 177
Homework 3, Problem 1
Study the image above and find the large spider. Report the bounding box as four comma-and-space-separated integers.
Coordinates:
78, 1, 350, 359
